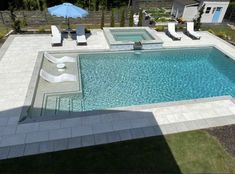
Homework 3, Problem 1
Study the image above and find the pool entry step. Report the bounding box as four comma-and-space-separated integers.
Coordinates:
41, 94, 84, 118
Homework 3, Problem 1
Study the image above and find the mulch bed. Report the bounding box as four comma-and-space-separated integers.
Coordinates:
206, 124, 235, 156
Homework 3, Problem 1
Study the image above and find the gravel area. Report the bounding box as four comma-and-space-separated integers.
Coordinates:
207, 124, 235, 156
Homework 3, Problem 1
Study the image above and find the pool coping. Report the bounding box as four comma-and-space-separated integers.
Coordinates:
103, 27, 163, 45
20, 45, 235, 123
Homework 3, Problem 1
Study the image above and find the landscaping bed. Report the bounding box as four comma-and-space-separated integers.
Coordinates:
207, 124, 235, 156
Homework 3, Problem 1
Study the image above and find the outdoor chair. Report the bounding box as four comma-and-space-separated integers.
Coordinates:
76, 26, 87, 45
166, 23, 182, 40
51, 25, 62, 46
40, 69, 77, 83
44, 52, 76, 64
186, 22, 201, 40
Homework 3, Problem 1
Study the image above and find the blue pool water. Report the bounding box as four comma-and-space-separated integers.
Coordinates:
111, 29, 154, 42
46, 47, 235, 112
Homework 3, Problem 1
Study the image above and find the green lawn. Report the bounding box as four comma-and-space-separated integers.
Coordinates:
0, 130, 234, 173
0, 24, 10, 39
202, 25, 235, 42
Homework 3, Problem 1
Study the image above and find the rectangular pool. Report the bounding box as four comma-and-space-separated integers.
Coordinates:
42, 47, 235, 117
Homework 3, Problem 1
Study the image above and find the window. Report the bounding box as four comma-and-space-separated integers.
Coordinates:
205, 7, 211, 13
212, 7, 216, 14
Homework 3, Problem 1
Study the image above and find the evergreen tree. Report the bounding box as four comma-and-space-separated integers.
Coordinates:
194, 4, 205, 31
129, 9, 134, 27
110, 9, 115, 27
100, 9, 105, 29
120, 9, 125, 27
138, 9, 143, 26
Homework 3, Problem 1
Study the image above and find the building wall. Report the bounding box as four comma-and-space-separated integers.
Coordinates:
171, 1, 185, 18
200, 1, 230, 23
182, 5, 198, 21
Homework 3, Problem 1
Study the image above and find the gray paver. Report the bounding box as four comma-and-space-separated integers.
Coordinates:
26, 131, 49, 143
142, 126, 159, 137
16, 123, 39, 133
24, 143, 40, 156
94, 133, 108, 145
130, 128, 145, 139
118, 129, 132, 141
0, 147, 10, 159
72, 126, 92, 137
0, 134, 26, 146
68, 137, 82, 149
81, 135, 95, 147
49, 128, 71, 140
53, 139, 68, 151
8, 144, 25, 158
1, 125, 17, 136
39, 120, 61, 131
92, 123, 113, 134
0, 117, 9, 126
7, 116, 19, 125
107, 132, 121, 143
39, 141, 54, 153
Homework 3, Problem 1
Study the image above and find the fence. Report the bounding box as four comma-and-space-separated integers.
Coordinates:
0, 10, 132, 28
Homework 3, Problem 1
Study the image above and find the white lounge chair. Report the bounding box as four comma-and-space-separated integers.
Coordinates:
133, 14, 139, 26
51, 25, 62, 46
167, 23, 182, 40
44, 52, 76, 64
186, 22, 201, 40
76, 26, 87, 45
40, 69, 76, 83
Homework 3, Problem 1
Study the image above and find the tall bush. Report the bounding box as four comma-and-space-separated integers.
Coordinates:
129, 9, 134, 27
9, 5, 21, 33
138, 9, 143, 26
194, 4, 205, 31
110, 9, 115, 27
100, 9, 105, 29
120, 9, 125, 27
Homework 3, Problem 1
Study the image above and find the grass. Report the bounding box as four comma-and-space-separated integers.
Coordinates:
0, 130, 234, 173
0, 24, 10, 39
202, 25, 235, 42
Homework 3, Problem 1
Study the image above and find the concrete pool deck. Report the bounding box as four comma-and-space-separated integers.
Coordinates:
0, 29, 235, 159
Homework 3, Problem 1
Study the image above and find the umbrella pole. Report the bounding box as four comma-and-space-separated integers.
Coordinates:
67, 18, 70, 30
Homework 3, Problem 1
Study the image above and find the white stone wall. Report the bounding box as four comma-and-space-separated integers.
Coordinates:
200, 1, 230, 23
171, 1, 185, 18
182, 5, 198, 21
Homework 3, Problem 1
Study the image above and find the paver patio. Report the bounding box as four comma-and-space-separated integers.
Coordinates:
0, 29, 234, 159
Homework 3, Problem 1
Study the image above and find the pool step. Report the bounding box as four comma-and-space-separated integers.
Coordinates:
42, 94, 84, 118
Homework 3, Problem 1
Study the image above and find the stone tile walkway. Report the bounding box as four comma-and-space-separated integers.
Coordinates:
0, 29, 234, 159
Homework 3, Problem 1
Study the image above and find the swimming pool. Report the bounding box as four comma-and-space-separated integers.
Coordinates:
103, 27, 163, 50
41, 47, 235, 117
111, 29, 154, 42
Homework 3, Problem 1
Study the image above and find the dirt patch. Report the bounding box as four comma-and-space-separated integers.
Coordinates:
207, 124, 235, 156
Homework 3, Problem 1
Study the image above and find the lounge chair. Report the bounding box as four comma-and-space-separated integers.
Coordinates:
167, 23, 182, 40
186, 22, 201, 40
76, 26, 87, 45
133, 14, 139, 26
40, 69, 76, 83
51, 25, 62, 46
44, 52, 76, 64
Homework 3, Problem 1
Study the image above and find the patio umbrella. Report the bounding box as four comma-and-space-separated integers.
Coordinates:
48, 2, 88, 29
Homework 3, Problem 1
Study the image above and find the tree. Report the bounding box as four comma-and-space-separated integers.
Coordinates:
128, 0, 132, 8
129, 9, 134, 26
110, 9, 115, 27
100, 9, 105, 29
120, 9, 125, 27
194, 4, 205, 31
9, 4, 21, 33
138, 9, 143, 26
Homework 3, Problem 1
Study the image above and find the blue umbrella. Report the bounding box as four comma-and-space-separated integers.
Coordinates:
48, 2, 88, 29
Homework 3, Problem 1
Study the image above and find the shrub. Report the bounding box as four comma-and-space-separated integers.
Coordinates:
217, 31, 226, 38
155, 26, 164, 31
21, 18, 28, 27
85, 28, 91, 34
110, 9, 115, 27
208, 29, 215, 34
38, 26, 45, 33
129, 9, 134, 27
138, 9, 143, 26
0, 32, 5, 39
120, 9, 125, 27
100, 9, 105, 29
